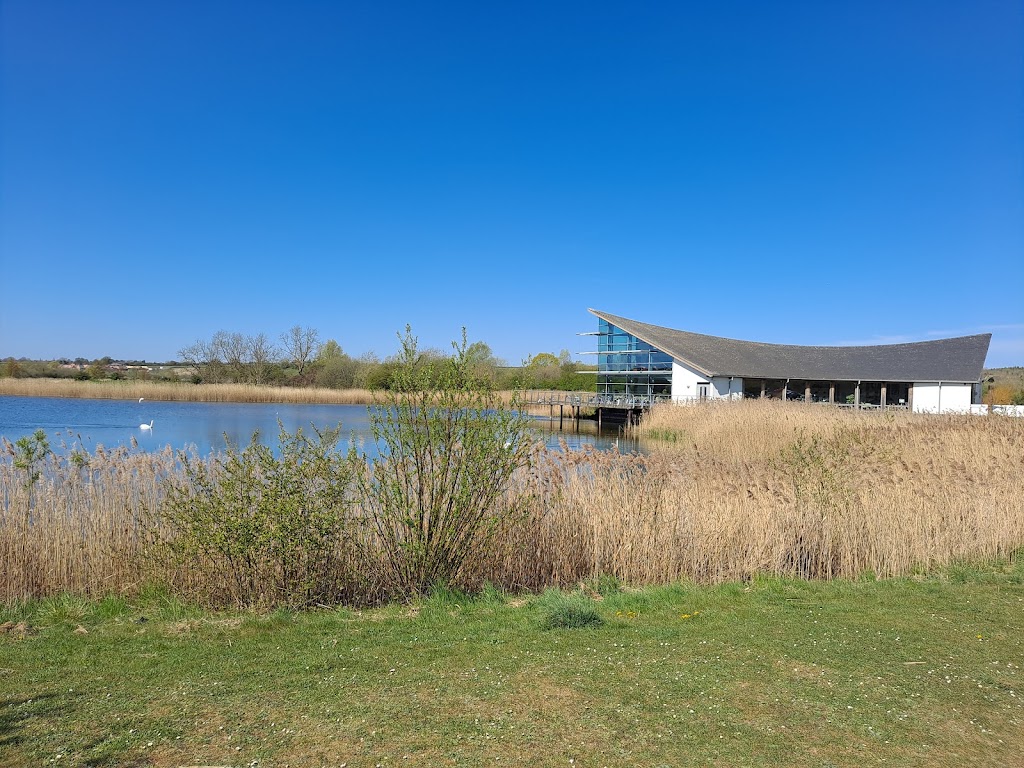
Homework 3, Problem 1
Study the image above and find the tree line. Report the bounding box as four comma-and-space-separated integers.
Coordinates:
0, 325, 594, 391
179, 325, 595, 391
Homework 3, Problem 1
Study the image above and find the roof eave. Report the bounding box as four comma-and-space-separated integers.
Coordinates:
589, 308, 716, 378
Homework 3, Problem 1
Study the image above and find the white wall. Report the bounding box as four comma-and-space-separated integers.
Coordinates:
670, 362, 741, 401
912, 382, 974, 414
713, 376, 742, 399
671, 361, 699, 401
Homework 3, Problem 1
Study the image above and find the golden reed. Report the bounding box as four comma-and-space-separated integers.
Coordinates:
2, 400, 1022, 603
0, 378, 377, 404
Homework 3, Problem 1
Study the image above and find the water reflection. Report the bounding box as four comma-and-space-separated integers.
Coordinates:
529, 416, 642, 454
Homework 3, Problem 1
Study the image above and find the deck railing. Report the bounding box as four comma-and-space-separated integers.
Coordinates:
518, 390, 673, 409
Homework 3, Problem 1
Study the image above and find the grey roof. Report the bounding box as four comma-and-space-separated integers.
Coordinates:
589, 309, 991, 383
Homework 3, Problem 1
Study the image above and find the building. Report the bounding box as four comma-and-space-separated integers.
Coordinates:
587, 309, 991, 414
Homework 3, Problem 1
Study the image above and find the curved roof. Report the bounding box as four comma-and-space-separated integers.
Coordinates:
589, 309, 991, 383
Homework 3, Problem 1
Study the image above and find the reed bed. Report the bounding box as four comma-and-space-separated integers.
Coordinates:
0, 378, 377, 404
3, 402, 1022, 605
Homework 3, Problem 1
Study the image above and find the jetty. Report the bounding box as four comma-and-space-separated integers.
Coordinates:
518, 390, 671, 428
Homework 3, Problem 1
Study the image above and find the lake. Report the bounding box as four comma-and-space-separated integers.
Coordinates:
0, 396, 636, 457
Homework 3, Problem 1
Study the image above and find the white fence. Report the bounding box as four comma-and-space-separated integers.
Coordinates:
969, 404, 1024, 417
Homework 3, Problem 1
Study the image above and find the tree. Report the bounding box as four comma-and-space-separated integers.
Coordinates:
180, 331, 279, 384
179, 335, 227, 383
246, 333, 279, 385
281, 325, 321, 377
314, 340, 360, 389
523, 352, 561, 369
218, 331, 249, 382
1, 358, 21, 378
464, 340, 503, 385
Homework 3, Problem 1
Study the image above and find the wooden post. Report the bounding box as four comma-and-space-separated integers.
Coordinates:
760, 379, 766, 398
855, 382, 861, 408
805, 382, 811, 403
881, 382, 887, 407
829, 382, 835, 403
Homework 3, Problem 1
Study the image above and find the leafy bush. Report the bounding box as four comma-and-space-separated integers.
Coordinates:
356, 327, 532, 597
159, 424, 357, 608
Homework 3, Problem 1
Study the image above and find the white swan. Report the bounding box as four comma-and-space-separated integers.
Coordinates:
140, 420, 153, 430
139, 397, 144, 403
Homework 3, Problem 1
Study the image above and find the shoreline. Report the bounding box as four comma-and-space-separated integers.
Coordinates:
0, 378, 545, 411
0, 378, 379, 405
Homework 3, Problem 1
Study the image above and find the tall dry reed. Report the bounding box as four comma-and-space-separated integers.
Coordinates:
0, 440, 175, 600
0, 378, 377, 404
3, 401, 1022, 604
479, 402, 1024, 587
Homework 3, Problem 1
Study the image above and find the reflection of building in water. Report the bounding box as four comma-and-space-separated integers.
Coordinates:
585, 309, 990, 414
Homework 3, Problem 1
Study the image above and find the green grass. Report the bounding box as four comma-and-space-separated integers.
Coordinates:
2, 563, 1023, 767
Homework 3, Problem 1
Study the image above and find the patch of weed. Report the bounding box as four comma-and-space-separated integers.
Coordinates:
537, 589, 604, 630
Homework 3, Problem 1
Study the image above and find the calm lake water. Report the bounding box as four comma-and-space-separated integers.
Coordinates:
0, 396, 636, 458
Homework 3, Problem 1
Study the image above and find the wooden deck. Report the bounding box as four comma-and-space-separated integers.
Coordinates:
518, 390, 671, 428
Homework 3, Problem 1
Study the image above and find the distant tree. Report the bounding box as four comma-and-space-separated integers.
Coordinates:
246, 333, 279, 385
314, 340, 360, 389
464, 340, 503, 385
180, 330, 280, 384
1, 358, 21, 378
281, 325, 321, 377
216, 332, 247, 382
465, 341, 501, 367
179, 336, 227, 383
523, 352, 561, 369
352, 352, 383, 389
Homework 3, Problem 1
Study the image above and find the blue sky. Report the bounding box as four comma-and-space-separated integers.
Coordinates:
2, 1, 1022, 366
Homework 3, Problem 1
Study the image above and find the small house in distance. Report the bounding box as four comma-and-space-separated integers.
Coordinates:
587, 309, 991, 414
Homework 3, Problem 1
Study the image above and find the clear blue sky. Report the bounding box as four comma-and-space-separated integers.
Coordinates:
2, 1, 1022, 366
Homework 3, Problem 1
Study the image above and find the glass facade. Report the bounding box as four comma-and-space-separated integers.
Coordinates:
595, 319, 673, 400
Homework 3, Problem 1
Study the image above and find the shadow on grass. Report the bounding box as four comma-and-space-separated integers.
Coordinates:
0, 691, 63, 749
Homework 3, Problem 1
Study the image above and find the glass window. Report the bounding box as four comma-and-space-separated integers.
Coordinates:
809, 381, 831, 403
596, 321, 674, 400
860, 382, 882, 406
786, 380, 808, 401
835, 381, 857, 405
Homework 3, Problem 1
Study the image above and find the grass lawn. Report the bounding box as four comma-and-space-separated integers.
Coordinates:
2, 563, 1022, 767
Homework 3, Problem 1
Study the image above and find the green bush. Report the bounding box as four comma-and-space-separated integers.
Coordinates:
159, 424, 358, 608
356, 327, 532, 597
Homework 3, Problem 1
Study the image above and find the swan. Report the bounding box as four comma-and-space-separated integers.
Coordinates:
139, 397, 144, 403
140, 420, 153, 430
